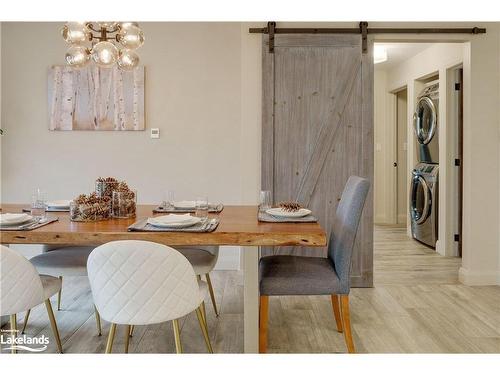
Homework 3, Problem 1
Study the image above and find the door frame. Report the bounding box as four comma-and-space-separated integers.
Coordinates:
388, 86, 409, 226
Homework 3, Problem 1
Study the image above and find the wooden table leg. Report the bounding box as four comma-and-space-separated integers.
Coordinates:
243, 246, 259, 353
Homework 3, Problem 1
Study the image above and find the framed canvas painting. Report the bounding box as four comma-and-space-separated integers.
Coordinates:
48, 65, 145, 131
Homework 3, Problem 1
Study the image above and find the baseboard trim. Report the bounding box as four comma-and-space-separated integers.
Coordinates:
458, 267, 499, 286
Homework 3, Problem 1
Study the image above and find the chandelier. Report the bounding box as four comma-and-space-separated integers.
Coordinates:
62, 22, 145, 71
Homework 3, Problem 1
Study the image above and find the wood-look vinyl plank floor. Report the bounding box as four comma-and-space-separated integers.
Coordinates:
2, 225, 499, 353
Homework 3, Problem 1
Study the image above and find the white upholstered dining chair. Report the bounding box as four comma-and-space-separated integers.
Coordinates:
0, 245, 63, 353
87, 240, 213, 354
175, 246, 220, 316
20, 245, 102, 336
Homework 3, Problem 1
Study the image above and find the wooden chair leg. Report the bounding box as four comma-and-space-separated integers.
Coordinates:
340, 295, 355, 353
330, 294, 343, 332
259, 295, 269, 353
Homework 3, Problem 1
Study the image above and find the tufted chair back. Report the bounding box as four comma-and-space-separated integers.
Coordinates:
87, 240, 204, 325
0, 245, 45, 316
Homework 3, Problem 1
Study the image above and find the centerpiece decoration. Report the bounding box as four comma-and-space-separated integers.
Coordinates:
70, 192, 112, 222
70, 176, 137, 221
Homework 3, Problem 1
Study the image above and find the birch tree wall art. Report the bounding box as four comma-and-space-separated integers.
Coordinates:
48, 65, 145, 131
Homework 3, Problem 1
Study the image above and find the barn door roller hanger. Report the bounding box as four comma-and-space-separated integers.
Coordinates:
250, 22, 486, 54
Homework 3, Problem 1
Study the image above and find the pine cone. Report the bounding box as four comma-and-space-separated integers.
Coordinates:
279, 201, 302, 212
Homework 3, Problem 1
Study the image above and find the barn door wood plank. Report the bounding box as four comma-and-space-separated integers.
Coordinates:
295, 59, 361, 206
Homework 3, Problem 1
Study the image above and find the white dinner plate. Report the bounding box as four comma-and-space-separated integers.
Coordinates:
147, 214, 202, 228
46, 200, 72, 208
0, 213, 34, 225
173, 201, 196, 209
266, 208, 312, 218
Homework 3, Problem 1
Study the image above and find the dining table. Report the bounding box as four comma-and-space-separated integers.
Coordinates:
0, 204, 327, 353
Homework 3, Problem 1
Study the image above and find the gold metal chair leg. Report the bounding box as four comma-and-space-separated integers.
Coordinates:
124, 325, 131, 353
196, 307, 213, 353
129, 325, 134, 337
45, 299, 63, 353
94, 306, 102, 336
200, 301, 207, 326
10, 314, 17, 354
205, 273, 219, 317
21, 309, 31, 334
57, 276, 63, 311
172, 319, 182, 354
105, 323, 117, 354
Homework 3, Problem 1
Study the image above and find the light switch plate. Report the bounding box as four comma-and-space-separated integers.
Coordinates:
151, 128, 160, 139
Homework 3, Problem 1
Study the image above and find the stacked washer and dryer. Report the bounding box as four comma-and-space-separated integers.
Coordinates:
410, 82, 439, 248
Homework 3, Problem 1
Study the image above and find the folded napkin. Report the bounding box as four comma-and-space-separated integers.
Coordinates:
153, 203, 224, 214
128, 218, 219, 232
148, 213, 197, 226
0, 216, 59, 231
258, 211, 318, 223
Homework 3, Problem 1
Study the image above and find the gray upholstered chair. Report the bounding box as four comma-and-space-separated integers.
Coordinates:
259, 176, 370, 353
175, 246, 220, 316
21, 245, 102, 336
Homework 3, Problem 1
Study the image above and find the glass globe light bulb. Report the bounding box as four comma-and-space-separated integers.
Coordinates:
117, 49, 140, 71
91, 41, 119, 68
65, 45, 91, 68
120, 22, 139, 29
118, 25, 145, 50
61, 22, 90, 44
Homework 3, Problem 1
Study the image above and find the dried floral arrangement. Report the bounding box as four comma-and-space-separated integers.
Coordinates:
278, 201, 302, 212
70, 192, 111, 222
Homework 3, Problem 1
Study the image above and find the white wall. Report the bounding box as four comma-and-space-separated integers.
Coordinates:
1, 22, 246, 269
373, 68, 394, 224
2, 22, 500, 284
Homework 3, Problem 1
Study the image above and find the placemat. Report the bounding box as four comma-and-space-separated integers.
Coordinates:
128, 218, 220, 232
22, 207, 69, 213
153, 203, 224, 214
258, 211, 318, 223
0, 216, 59, 231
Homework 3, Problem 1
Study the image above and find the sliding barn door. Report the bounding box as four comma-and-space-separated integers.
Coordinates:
261, 34, 374, 287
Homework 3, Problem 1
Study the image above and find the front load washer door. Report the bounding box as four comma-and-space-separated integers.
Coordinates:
410, 173, 431, 225
414, 96, 437, 145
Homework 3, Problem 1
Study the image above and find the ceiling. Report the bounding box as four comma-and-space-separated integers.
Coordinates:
374, 43, 434, 71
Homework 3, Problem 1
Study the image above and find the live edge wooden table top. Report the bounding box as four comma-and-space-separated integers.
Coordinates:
0, 204, 327, 247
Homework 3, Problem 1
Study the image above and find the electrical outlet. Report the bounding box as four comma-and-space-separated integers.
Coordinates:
150, 128, 160, 139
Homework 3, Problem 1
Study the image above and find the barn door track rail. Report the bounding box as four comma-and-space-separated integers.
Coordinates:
250, 22, 487, 53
